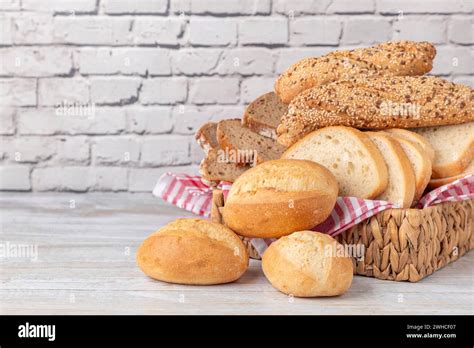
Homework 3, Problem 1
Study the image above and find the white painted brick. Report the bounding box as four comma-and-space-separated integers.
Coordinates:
377, 0, 473, 14
216, 48, 274, 76
449, 17, 474, 44
32, 166, 90, 191
241, 77, 275, 103
54, 17, 132, 45
453, 76, 474, 88
0, 107, 15, 134
133, 18, 184, 46
185, 0, 271, 15
127, 106, 173, 134
342, 18, 391, 45
0, 79, 36, 106
91, 167, 128, 191
0, 0, 20, 10
18, 107, 126, 135
431, 46, 473, 75
0, 166, 30, 191
90, 77, 141, 105
92, 137, 140, 164
56, 136, 90, 163
22, 0, 96, 13
393, 17, 446, 44
239, 18, 288, 45
38, 78, 90, 106
129, 165, 199, 192
275, 47, 335, 73
189, 18, 237, 46
327, 0, 375, 13
172, 49, 222, 75
188, 77, 239, 104
0, 47, 73, 77
140, 78, 187, 105
9, 136, 56, 163
103, 0, 167, 14
290, 18, 342, 46
141, 135, 190, 166
0, 136, 12, 159
0, 15, 12, 44
190, 139, 204, 164
12, 13, 54, 44
273, 0, 332, 15
79, 48, 171, 76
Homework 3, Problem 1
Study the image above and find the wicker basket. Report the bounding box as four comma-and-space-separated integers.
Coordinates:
211, 189, 473, 282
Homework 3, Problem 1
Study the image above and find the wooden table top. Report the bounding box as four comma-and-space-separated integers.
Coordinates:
0, 192, 472, 315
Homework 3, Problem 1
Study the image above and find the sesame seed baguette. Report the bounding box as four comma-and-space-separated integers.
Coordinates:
277, 76, 473, 147
275, 40, 436, 103
195, 122, 219, 155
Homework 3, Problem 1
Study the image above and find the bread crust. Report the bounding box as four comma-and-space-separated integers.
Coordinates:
431, 144, 474, 178
427, 162, 474, 189
195, 122, 218, 155
384, 128, 435, 162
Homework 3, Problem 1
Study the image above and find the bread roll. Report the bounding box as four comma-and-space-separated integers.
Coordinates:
262, 231, 353, 297
222, 159, 338, 238
136, 218, 249, 285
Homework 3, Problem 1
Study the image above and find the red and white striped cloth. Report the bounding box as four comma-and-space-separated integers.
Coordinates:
153, 173, 474, 256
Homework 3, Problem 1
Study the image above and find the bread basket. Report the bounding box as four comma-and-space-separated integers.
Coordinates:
211, 189, 473, 282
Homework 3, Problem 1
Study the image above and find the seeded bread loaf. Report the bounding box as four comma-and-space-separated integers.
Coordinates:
275, 40, 436, 103
200, 148, 250, 183
242, 92, 287, 139
277, 76, 473, 147
195, 122, 219, 154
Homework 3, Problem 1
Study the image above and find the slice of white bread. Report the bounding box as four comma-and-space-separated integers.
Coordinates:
384, 128, 435, 162
216, 119, 285, 165
282, 126, 388, 199
200, 148, 250, 183
366, 132, 416, 208
242, 92, 287, 140
382, 132, 432, 201
409, 122, 474, 178
195, 122, 219, 155
427, 160, 474, 190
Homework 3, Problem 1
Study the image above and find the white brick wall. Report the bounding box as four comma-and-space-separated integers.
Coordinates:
0, 0, 472, 192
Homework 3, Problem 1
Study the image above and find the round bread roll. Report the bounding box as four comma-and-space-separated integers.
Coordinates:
262, 231, 353, 297
136, 218, 249, 285
222, 159, 338, 238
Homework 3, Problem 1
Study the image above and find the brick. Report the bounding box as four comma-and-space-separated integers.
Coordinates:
140, 78, 187, 105
91, 167, 128, 191
127, 106, 173, 134
39, 78, 90, 106
12, 13, 54, 44
32, 166, 89, 191
377, 0, 473, 14
0, 79, 36, 106
188, 78, 239, 104
9, 137, 56, 163
141, 136, 190, 166
342, 18, 391, 45
92, 137, 139, 165
0, 166, 30, 191
431, 46, 473, 75
172, 49, 222, 75
189, 18, 237, 46
275, 47, 334, 73
0, 0, 20, 10
129, 165, 199, 192
0, 15, 12, 44
133, 18, 184, 45
0, 107, 15, 135
22, 0, 97, 13
216, 48, 274, 76
54, 17, 132, 45
185, 0, 271, 15
0, 47, 73, 77
90, 77, 141, 105
273, 0, 332, 14
18, 107, 126, 135
103, 0, 167, 14
449, 17, 474, 44
241, 77, 275, 103
56, 136, 90, 163
239, 18, 288, 45
453, 76, 474, 88
0, 136, 12, 160
327, 0, 375, 13
290, 18, 342, 46
393, 18, 446, 44
79, 48, 171, 76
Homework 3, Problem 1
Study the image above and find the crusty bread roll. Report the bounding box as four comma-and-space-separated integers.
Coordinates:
277, 76, 473, 147
262, 231, 353, 297
275, 40, 436, 103
136, 218, 249, 285
222, 159, 338, 238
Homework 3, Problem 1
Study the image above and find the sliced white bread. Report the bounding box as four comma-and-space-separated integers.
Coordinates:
195, 122, 219, 155
242, 92, 287, 140
216, 119, 285, 165
409, 122, 474, 178
384, 128, 435, 162
199, 148, 250, 183
282, 126, 388, 199
427, 160, 474, 190
382, 132, 432, 201
366, 132, 416, 208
